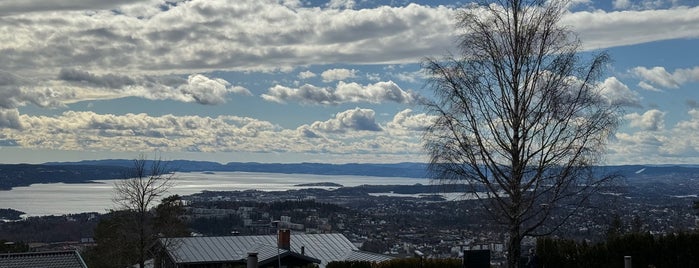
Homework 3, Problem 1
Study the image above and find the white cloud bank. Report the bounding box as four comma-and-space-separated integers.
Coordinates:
0, 108, 430, 160
321, 68, 357, 82
262, 81, 418, 105
632, 66, 699, 91
1, 1, 697, 77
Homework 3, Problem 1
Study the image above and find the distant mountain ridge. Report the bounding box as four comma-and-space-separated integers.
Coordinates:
43, 160, 430, 178
0, 160, 697, 190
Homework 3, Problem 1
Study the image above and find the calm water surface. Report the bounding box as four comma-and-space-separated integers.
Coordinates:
0, 172, 427, 216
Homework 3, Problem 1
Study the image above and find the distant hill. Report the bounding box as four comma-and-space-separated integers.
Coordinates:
0, 160, 697, 190
44, 160, 430, 178
0, 164, 130, 190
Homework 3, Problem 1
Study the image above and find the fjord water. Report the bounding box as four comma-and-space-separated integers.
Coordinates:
0, 172, 427, 216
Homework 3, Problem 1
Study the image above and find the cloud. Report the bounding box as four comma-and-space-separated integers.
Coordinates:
15, 69, 250, 106
675, 109, 699, 131
309, 108, 382, 133
298, 70, 317, 79
297, 125, 323, 139
0, 82, 65, 109
386, 109, 435, 132
262, 80, 417, 105
562, 6, 699, 50
632, 66, 679, 89
624, 109, 665, 131
0, 109, 427, 160
598, 77, 641, 107
632, 66, 699, 90
0, 1, 697, 78
0, 139, 19, 146
394, 71, 425, 83
327, 0, 356, 9
612, 0, 632, 9
58, 68, 136, 89
0, 109, 23, 130
0, 2, 457, 76
0, 0, 141, 15
178, 74, 251, 105
637, 81, 660, 91
609, 107, 699, 163
321, 68, 357, 82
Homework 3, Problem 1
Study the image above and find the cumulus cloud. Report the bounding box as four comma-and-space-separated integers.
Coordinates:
262, 81, 417, 105
612, 0, 632, 9
624, 109, 665, 131
0, 2, 456, 76
0, 83, 65, 109
326, 0, 356, 9
632, 66, 679, 89
0, 109, 428, 160
675, 109, 699, 131
321, 68, 357, 82
386, 109, 435, 131
599, 77, 641, 107
297, 125, 323, 139
0, 1, 696, 78
0, 109, 23, 130
298, 70, 317, 79
42, 69, 251, 105
178, 74, 251, 105
632, 66, 699, 90
394, 71, 425, 83
309, 108, 382, 133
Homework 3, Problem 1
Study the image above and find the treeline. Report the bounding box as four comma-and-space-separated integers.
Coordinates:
0, 213, 99, 242
47, 160, 430, 178
0, 164, 129, 190
0, 208, 24, 221
537, 232, 699, 267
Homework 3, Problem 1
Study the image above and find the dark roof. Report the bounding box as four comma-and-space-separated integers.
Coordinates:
0, 250, 88, 268
161, 233, 392, 268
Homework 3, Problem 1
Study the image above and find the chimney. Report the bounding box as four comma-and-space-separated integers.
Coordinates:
278, 229, 290, 250
301, 246, 305, 255
247, 252, 258, 268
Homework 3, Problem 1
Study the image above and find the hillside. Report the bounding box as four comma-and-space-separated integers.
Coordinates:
0, 160, 697, 190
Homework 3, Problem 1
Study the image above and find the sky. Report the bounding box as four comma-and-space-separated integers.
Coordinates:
0, 0, 698, 165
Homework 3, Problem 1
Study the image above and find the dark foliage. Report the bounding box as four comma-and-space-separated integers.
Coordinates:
0, 164, 128, 190
82, 211, 141, 268
83, 195, 189, 268
0, 208, 24, 221
0, 213, 99, 242
0, 239, 29, 253
537, 232, 699, 267
189, 215, 244, 236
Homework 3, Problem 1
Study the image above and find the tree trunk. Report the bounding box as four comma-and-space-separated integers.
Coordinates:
508, 225, 522, 268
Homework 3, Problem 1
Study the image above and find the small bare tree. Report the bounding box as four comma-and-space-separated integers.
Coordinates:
423, 0, 620, 266
114, 154, 174, 268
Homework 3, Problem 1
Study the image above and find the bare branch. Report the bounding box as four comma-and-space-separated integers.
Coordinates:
423, 0, 620, 266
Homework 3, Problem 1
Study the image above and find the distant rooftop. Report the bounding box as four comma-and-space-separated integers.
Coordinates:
0, 250, 88, 268
161, 233, 392, 268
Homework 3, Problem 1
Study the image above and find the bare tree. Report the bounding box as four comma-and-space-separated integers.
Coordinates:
114, 154, 174, 268
422, 0, 620, 266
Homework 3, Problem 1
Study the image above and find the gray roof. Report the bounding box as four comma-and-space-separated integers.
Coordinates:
0, 251, 88, 268
161, 233, 392, 268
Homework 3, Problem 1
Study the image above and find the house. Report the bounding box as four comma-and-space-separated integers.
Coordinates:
0, 250, 88, 268
156, 230, 393, 268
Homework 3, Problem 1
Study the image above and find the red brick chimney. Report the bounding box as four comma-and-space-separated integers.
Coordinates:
278, 229, 290, 250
